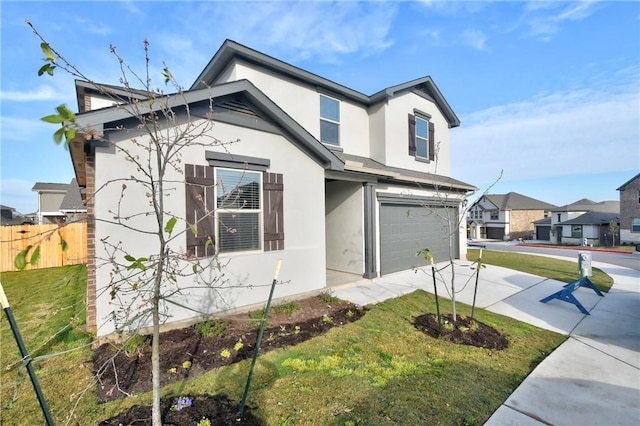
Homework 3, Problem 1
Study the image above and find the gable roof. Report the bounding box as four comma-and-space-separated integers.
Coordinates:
70, 79, 345, 187
32, 182, 69, 193
552, 199, 619, 213
59, 178, 86, 212
191, 39, 460, 128
561, 211, 619, 226
481, 192, 556, 211
75, 80, 151, 113
616, 172, 640, 191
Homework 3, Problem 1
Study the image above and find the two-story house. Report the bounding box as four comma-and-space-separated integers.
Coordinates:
617, 172, 640, 245
68, 40, 476, 336
467, 192, 555, 240
549, 199, 620, 246
32, 179, 87, 224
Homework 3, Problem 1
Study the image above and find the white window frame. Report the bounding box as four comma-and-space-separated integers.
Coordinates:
571, 225, 582, 238
415, 115, 429, 159
320, 94, 340, 145
215, 168, 263, 253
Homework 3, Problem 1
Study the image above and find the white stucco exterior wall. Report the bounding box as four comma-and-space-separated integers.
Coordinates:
214, 59, 372, 157
325, 181, 364, 274
92, 118, 327, 336
382, 92, 451, 175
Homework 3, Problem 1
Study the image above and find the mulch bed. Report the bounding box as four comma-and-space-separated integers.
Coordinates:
94, 295, 368, 403
413, 313, 509, 350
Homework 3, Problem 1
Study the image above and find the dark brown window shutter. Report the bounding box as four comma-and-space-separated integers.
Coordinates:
408, 114, 416, 156
428, 121, 435, 161
185, 164, 216, 258
263, 172, 284, 251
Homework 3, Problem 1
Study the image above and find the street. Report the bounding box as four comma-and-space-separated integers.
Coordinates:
471, 241, 640, 271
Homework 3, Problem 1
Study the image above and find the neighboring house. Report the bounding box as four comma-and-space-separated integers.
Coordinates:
59, 178, 87, 223
549, 199, 620, 246
617, 172, 640, 244
532, 217, 552, 241
32, 182, 69, 224
69, 39, 476, 336
467, 192, 555, 240
559, 211, 620, 247
0, 205, 36, 225
0, 205, 15, 222
32, 179, 86, 224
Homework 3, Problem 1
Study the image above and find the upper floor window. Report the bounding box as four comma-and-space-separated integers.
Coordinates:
490, 210, 499, 220
415, 116, 429, 159
632, 218, 640, 233
320, 94, 340, 145
637, 189, 640, 203
408, 113, 435, 161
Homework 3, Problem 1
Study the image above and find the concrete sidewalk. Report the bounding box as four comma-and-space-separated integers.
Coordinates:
332, 259, 640, 425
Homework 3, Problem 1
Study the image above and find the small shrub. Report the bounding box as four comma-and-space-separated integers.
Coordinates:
273, 301, 300, 316
195, 319, 227, 338
123, 334, 149, 357
319, 292, 340, 304
234, 340, 244, 351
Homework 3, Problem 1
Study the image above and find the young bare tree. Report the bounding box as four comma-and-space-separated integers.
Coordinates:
411, 141, 502, 322
609, 220, 619, 247
27, 21, 239, 425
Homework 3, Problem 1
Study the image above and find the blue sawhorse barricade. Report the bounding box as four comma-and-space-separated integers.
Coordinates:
540, 276, 604, 315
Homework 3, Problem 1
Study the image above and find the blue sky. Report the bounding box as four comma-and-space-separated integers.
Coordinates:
1, 0, 638, 214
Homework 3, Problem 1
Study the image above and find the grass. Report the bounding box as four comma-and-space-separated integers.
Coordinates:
0, 265, 95, 424
468, 249, 614, 293
1, 250, 610, 425
522, 243, 638, 253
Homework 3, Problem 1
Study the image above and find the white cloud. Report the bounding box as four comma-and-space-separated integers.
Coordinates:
187, 1, 397, 64
525, 1, 601, 37
459, 29, 490, 52
452, 79, 640, 183
0, 116, 55, 142
0, 85, 66, 101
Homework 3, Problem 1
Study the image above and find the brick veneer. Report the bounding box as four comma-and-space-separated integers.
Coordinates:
85, 151, 97, 334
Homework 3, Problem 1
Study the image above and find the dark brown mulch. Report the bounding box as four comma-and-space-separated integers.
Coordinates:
413, 313, 509, 350
99, 394, 263, 425
94, 295, 368, 403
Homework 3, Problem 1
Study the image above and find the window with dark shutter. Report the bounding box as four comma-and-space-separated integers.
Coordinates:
263, 172, 284, 251
409, 113, 436, 162
408, 114, 416, 156
428, 121, 435, 161
185, 164, 216, 258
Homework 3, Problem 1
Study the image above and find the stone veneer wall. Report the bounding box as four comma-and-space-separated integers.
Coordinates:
509, 210, 546, 239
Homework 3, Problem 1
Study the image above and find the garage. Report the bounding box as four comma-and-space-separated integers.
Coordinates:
379, 202, 458, 275
486, 226, 505, 240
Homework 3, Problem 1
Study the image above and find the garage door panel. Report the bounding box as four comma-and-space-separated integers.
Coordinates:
380, 204, 458, 275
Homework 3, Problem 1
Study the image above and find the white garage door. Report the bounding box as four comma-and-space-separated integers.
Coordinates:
380, 203, 458, 275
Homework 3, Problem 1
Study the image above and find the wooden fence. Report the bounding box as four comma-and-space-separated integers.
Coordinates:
0, 222, 87, 272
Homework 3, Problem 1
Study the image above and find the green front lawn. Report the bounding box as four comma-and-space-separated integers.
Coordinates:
468, 249, 614, 293
1, 256, 585, 425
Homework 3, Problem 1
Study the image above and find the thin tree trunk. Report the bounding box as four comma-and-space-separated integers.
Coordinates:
151, 243, 166, 425
152, 266, 162, 426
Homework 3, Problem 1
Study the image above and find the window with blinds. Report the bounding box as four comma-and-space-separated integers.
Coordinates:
216, 168, 262, 252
